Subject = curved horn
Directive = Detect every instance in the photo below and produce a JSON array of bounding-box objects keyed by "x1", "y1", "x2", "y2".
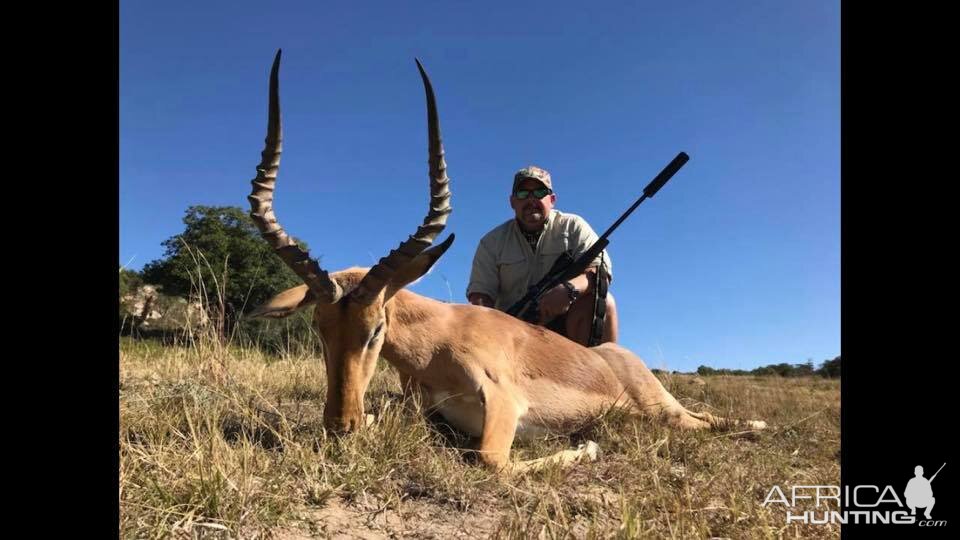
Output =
[
  {"x1": 351, "y1": 59, "x2": 452, "y2": 304},
  {"x1": 247, "y1": 50, "x2": 344, "y2": 304}
]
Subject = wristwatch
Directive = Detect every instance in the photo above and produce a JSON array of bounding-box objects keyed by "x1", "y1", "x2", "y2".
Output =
[{"x1": 561, "y1": 281, "x2": 580, "y2": 302}]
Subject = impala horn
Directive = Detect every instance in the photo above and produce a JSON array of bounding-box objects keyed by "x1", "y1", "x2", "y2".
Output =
[
  {"x1": 247, "y1": 49, "x2": 344, "y2": 304},
  {"x1": 351, "y1": 59, "x2": 452, "y2": 304}
]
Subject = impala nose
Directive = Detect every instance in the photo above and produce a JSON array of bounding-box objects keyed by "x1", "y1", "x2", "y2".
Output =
[
  {"x1": 325, "y1": 411, "x2": 371, "y2": 433},
  {"x1": 325, "y1": 416, "x2": 357, "y2": 433}
]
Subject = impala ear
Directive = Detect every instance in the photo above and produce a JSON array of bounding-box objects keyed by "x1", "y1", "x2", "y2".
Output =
[
  {"x1": 384, "y1": 234, "x2": 455, "y2": 302},
  {"x1": 248, "y1": 285, "x2": 318, "y2": 318}
]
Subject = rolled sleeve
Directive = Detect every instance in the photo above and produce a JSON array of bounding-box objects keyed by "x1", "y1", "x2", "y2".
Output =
[{"x1": 466, "y1": 234, "x2": 500, "y2": 300}]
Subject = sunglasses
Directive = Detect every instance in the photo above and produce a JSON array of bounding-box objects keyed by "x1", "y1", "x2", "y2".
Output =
[{"x1": 513, "y1": 187, "x2": 553, "y2": 200}]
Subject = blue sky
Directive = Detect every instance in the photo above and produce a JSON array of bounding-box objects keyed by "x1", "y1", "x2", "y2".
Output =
[{"x1": 120, "y1": 0, "x2": 839, "y2": 372}]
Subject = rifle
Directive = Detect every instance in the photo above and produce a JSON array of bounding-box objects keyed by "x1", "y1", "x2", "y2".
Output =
[
  {"x1": 505, "y1": 152, "x2": 690, "y2": 324},
  {"x1": 929, "y1": 462, "x2": 946, "y2": 483}
]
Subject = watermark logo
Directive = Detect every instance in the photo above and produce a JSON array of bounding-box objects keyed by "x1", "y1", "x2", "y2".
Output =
[{"x1": 762, "y1": 462, "x2": 947, "y2": 527}]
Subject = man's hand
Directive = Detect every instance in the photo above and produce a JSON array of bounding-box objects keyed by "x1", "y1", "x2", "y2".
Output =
[
  {"x1": 537, "y1": 284, "x2": 575, "y2": 324},
  {"x1": 467, "y1": 293, "x2": 495, "y2": 308},
  {"x1": 537, "y1": 270, "x2": 595, "y2": 324}
]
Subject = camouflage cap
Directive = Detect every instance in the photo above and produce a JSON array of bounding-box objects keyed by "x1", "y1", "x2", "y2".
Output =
[{"x1": 512, "y1": 166, "x2": 553, "y2": 193}]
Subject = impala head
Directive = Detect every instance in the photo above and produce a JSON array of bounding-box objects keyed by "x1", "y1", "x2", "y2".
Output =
[{"x1": 246, "y1": 50, "x2": 453, "y2": 433}]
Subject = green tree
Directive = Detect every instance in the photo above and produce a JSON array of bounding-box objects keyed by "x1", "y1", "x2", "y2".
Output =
[
  {"x1": 119, "y1": 268, "x2": 144, "y2": 298},
  {"x1": 818, "y1": 356, "x2": 841, "y2": 378},
  {"x1": 752, "y1": 366, "x2": 776, "y2": 377},
  {"x1": 141, "y1": 206, "x2": 307, "y2": 335},
  {"x1": 119, "y1": 268, "x2": 144, "y2": 330},
  {"x1": 795, "y1": 359, "x2": 815, "y2": 377}
]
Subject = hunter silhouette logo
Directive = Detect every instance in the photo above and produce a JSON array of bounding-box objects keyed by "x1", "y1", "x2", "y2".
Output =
[{"x1": 905, "y1": 463, "x2": 944, "y2": 519}]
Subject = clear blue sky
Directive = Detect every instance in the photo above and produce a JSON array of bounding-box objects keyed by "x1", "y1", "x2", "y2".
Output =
[{"x1": 120, "y1": 0, "x2": 839, "y2": 373}]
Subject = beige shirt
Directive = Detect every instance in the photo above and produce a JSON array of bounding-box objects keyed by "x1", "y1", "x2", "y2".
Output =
[{"x1": 467, "y1": 210, "x2": 613, "y2": 311}]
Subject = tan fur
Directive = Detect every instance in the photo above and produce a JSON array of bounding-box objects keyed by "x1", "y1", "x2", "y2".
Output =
[{"x1": 256, "y1": 265, "x2": 766, "y2": 473}]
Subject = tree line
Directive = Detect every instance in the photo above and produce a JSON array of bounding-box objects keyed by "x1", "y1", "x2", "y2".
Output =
[{"x1": 695, "y1": 356, "x2": 840, "y2": 378}]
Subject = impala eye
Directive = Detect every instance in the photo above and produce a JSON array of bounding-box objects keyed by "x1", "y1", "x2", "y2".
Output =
[{"x1": 366, "y1": 322, "x2": 385, "y2": 348}]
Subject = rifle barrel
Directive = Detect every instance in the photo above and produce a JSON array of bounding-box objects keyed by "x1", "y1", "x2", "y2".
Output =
[
  {"x1": 597, "y1": 152, "x2": 689, "y2": 243},
  {"x1": 930, "y1": 462, "x2": 946, "y2": 482}
]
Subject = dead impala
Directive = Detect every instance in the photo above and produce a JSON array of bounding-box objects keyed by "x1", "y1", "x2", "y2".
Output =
[{"x1": 247, "y1": 50, "x2": 766, "y2": 473}]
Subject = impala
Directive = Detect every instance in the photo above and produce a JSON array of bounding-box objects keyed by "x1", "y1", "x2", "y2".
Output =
[{"x1": 247, "y1": 51, "x2": 766, "y2": 473}]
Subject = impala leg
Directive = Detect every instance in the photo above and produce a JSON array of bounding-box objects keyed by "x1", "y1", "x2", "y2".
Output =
[
  {"x1": 593, "y1": 343, "x2": 768, "y2": 431},
  {"x1": 476, "y1": 386, "x2": 521, "y2": 472},
  {"x1": 511, "y1": 441, "x2": 600, "y2": 474},
  {"x1": 477, "y1": 383, "x2": 600, "y2": 474},
  {"x1": 681, "y1": 410, "x2": 766, "y2": 430}
]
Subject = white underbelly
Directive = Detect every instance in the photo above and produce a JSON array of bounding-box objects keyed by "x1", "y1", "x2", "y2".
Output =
[{"x1": 430, "y1": 390, "x2": 484, "y2": 437}]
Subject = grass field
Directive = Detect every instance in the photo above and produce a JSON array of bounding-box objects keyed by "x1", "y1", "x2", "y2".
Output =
[{"x1": 119, "y1": 336, "x2": 840, "y2": 539}]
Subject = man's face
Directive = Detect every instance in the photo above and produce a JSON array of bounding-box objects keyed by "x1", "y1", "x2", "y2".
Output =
[{"x1": 510, "y1": 178, "x2": 556, "y2": 232}]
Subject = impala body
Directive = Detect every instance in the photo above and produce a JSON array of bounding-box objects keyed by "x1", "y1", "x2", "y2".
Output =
[{"x1": 248, "y1": 51, "x2": 765, "y2": 472}]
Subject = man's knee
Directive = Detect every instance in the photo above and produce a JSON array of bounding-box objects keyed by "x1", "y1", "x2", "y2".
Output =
[
  {"x1": 605, "y1": 292, "x2": 618, "y2": 318},
  {"x1": 602, "y1": 292, "x2": 618, "y2": 343},
  {"x1": 563, "y1": 290, "x2": 619, "y2": 345}
]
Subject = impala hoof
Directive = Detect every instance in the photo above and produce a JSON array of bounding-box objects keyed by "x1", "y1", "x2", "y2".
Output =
[{"x1": 578, "y1": 440, "x2": 600, "y2": 461}]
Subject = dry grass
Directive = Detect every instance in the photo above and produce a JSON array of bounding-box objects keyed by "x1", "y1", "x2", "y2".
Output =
[{"x1": 119, "y1": 337, "x2": 840, "y2": 539}]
